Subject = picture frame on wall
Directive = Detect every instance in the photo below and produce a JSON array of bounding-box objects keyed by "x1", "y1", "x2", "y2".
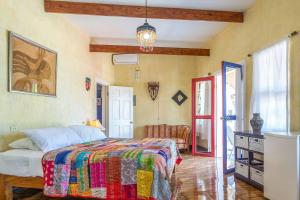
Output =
[{"x1": 8, "y1": 31, "x2": 57, "y2": 97}]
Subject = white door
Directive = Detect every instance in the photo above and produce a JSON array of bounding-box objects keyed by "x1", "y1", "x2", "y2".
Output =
[{"x1": 108, "y1": 86, "x2": 133, "y2": 138}]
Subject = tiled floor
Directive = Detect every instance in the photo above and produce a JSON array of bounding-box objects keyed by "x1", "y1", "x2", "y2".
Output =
[
  {"x1": 14, "y1": 154, "x2": 265, "y2": 200},
  {"x1": 175, "y1": 154, "x2": 265, "y2": 200}
]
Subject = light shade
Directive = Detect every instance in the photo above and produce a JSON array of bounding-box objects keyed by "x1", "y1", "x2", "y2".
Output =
[{"x1": 136, "y1": 22, "x2": 157, "y2": 52}]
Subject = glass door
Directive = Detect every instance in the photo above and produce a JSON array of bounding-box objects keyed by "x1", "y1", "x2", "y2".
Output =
[
  {"x1": 222, "y1": 61, "x2": 243, "y2": 174},
  {"x1": 192, "y1": 76, "x2": 215, "y2": 157}
]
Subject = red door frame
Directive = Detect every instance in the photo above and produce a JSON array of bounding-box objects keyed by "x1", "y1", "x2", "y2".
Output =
[{"x1": 192, "y1": 76, "x2": 215, "y2": 157}]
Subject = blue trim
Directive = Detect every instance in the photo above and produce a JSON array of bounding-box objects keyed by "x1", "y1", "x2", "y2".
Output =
[
  {"x1": 96, "y1": 84, "x2": 103, "y2": 122},
  {"x1": 223, "y1": 61, "x2": 243, "y2": 80},
  {"x1": 223, "y1": 61, "x2": 242, "y2": 69},
  {"x1": 222, "y1": 61, "x2": 242, "y2": 174},
  {"x1": 227, "y1": 115, "x2": 237, "y2": 120}
]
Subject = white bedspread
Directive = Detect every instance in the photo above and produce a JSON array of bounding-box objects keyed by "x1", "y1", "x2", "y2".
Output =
[{"x1": 0, "y1": 149, "x2": 44, "y2": 177}]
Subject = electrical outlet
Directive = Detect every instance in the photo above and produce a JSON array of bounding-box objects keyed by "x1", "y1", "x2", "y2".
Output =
[{"x1": 9, "y1": 125, "x2": 17, "y2": 132}]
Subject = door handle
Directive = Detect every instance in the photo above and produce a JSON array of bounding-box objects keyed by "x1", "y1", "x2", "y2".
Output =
[
  {"x1": 220, "y1": 116, "x2": 230, "y2": 120},
  {"x1": 130, "y1": 121, "x2": 133, "y2": 124}
]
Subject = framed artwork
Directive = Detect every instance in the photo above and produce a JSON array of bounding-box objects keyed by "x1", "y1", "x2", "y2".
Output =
[
  {"x1": 172, "y1": 90, "x2": 188, "y2": 105},
  {"x1": 8, "y1": 32, "x2": 57, "y2": 96}
]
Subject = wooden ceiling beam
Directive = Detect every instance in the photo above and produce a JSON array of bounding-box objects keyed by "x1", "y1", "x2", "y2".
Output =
[
  {"x1": 89, "y1": 44, "x2": 210, "y2": 56},
  {"x1": 44, "y1": 0, "x2": 243, "y2": 23}
]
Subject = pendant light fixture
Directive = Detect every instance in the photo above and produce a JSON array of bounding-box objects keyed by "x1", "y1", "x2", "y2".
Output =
[{"x1": 136, "y1": 0, "x2": 157, "y2": 52}]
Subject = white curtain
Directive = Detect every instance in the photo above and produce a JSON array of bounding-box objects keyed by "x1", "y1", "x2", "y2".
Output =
[
  {"x1": 250, "y1": 39, "x2": 289, "y2": 132},
  {"x1": 196, "y1": 82, "x2": 211, "y2": 140}
]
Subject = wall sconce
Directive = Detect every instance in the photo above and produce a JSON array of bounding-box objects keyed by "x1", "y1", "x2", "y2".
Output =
[
  {"x1": 85, "y1": 77, "x2": 91, "y2": 91},
  {"x1": 134, "y1": 67, "x2": 141, "y2": 80}
]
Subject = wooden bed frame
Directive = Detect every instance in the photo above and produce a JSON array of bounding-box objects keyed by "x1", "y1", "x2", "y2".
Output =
[{"x1": 0, "y1": 174, "x2": 43, "y2": 200}]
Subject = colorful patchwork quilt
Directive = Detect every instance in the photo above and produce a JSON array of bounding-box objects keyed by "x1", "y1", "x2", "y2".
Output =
[{"x1": 42, "y1": 138, "x2": 181, "y2": 200}]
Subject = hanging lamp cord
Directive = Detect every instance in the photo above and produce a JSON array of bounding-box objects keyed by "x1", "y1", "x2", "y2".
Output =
[{"x1": 145, "y1": 0, "x2": 148, "y2": 23}]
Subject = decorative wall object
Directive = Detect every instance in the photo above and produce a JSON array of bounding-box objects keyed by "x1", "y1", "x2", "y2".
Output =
[
  {"x1": 85, "y1": 77, "x2": 91, "y2": 91},
  {"x1": 147, "y1": 82, "x2": 159, "y2": 101},
  {"x1": 172, "y1": 90, "x2": 188, "y2": 105},
  {"x1": 250, "y1": 113, "x2": 264, "y2": 134},
  {"x1": 8, "y1": 32, "x2": 57, "y2": 96},
  {"x1": 134, "y1": 67, "x2": 141, "y2": 80}
]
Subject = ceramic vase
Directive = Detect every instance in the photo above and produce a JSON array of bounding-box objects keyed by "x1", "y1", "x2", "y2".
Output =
[{"x1": 250, "y1": 113, "x2": 264, "y2": 134}]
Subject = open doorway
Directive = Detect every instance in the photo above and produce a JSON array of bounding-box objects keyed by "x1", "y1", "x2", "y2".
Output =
[
  {"x1": 215, "y1": 70, "x2": 238, "y2": 158},
  {"x1": 215, "y1": 61, "x2": 246, "y2": 173},
  {"x1": 96, "y1": 82, "x2": 109, "y2": 135},
  {"x1": 215, "y1": 73, "x2": 223, "y2": 158}
]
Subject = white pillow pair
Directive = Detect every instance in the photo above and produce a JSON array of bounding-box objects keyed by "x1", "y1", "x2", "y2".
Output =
[
  {"x1": 22, "y1": 126, "x2": 106, "y2": 153},
  {"x1": 69, "y1": 125, "x2": 106, "y2": 143}
]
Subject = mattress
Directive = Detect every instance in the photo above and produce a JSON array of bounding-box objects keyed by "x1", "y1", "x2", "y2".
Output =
[{"x1": 0, "y1": 149, "x2": 44, "y2": 177}]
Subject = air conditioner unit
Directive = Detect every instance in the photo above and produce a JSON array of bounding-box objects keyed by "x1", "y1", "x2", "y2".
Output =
[{"x1": 112, "y1": 54, "x2": 139, "y2": 65}]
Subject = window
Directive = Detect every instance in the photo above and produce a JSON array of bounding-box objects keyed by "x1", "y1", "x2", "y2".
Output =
[{"x1": 250, "y1": 39, "x2": 289, "y2": 132}]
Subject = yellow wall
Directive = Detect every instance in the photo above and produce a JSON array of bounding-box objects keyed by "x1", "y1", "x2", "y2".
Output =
[
  {"x1": 115, "y1": 55, "x2": 197, "y2": 138},
  {"x1": 0, "y1": 0, "x2": 115, "y2": 133},
  {"x1": 197, "y1": 0, "x2": 300, "y2": 131},
  {"x1": 2, "y1": 0, "x2": 299, "y2": 137}
]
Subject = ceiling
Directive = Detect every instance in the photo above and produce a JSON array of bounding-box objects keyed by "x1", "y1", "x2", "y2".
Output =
[{"x1": 57, "y1": 0, "x2": 256, "y2": 48}]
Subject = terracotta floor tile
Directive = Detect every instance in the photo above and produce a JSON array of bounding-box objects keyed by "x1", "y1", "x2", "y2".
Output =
[{"x1": 174, "y1": 154, "x2": 265, "y2": 200}]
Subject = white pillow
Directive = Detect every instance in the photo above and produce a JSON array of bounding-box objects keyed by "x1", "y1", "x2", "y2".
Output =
[
  {"x1": 24, "y1": 127, "x2": 83, "y2": 153},
  {"x1": 9, "y1": 138, "x2": 41, "y2": 151},
  {"x1": 69, "y1": 125, "x2": 107, "y2": 143}
]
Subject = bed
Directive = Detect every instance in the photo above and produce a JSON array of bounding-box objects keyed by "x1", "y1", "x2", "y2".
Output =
[
  {"x1": 0, "y1": 149, "x2": 43, "y2": 177},
  {"x1": 0, "y1": 133, "x2": 44, "y2": 200},
  {"x1": 0, "y1": 131, "x2": 181, "y2": 200}
]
